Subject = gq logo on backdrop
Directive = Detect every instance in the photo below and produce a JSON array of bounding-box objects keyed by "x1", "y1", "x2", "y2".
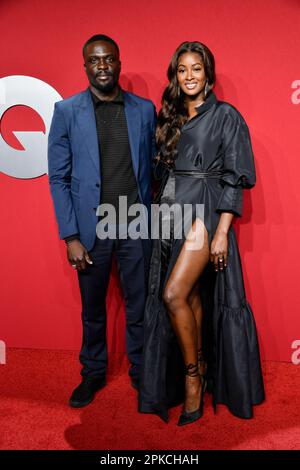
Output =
[
  {"x1": 0, "y1": 340, "x2": 6, "y2": 365},
  {"x1": 0, "y1": 75, "x2": 62, "y2": 179},
  {"x1": 291, "y1": 340, "x2": 300, "y2": 364},
  {"x1": 291, "y1": 80, "x2": 300, "y2": 104}
]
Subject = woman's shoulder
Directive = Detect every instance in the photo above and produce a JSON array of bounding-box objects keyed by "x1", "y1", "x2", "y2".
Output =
[
  {"x1": 216, "y1": 99, "x2": 244, "y2": 118},
  {"x1": 215, "y1": 99, "x2": 249, "y2": 128}
]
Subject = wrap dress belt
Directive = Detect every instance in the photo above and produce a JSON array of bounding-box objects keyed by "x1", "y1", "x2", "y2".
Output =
[{"x1": 171, "y1": 169, "x2": 224, "y2": 178}]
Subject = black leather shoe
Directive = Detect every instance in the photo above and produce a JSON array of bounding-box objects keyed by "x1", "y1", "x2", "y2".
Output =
[
  {"x1": 177, "y1": 363, "x2": 205, "y2": 427},
  {"x1": 130, "y1": 377, "x2": 139, "y2": 391},
  {"x1": 69, "y1": 376, "x2": 106, "y2": 408}
]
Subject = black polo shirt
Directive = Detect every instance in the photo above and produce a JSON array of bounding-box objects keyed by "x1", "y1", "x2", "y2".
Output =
[{"x1": 91, "y1": 87, "x2": 139, "y2": 212}]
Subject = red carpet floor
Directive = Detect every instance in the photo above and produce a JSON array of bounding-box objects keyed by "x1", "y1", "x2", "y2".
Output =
[{"x1": 0, "y1": 348, "x2": 299, "y2": 450}]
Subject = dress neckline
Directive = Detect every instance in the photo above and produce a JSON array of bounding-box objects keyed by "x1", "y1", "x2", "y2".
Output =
[{"x1": 182, "y1": 91, "x2": 218, "y2": 130}]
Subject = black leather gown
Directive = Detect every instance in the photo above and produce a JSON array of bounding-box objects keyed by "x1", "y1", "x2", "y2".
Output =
[{"x1": 138, "y1": 91, "x2": 265, "y2": 422}]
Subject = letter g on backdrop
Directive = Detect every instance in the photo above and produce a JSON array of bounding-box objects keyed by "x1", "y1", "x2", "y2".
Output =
[{"x1": 0, "y1": 75, "x2": 62, "y2": 179}]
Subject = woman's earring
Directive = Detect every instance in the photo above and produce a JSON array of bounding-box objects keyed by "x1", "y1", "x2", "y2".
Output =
[{"x1": 204, "y1": 81, "x2": 209, "y2": 98}]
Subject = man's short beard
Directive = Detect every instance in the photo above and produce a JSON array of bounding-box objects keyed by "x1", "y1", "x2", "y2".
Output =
[{"x1": 93, "y1": 78, "x2": 117, "y2": 94}]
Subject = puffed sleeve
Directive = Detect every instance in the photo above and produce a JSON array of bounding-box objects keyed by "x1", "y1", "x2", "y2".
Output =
[{"x1": 216, "y1": 107, "x2": 256, "y2": 217}]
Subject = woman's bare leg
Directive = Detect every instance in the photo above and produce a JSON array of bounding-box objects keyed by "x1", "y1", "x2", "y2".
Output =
[
  {"x1": 187, "y1": 283, "x2": 207, "y2": 376},
  {"x1": 163, "y1": 218, "x2": 210, "y2": 413}
]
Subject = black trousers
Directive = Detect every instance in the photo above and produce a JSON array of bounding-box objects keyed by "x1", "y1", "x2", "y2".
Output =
[{"x1": 77, "y1": 229, "x2": 148, "y2": 380}]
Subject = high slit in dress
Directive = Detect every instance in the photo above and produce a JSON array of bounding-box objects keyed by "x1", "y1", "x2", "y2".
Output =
[{"x1": 138, "y1": 91, "x2": 265, "y2": 422}]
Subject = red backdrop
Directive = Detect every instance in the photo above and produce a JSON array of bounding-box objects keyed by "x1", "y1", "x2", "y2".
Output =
[{"x1": 1, "y1": 0, "x2": 299, "y2": 362}]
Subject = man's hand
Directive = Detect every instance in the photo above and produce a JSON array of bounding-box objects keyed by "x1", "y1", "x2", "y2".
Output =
[{"x1": 66, "y1": 240, "x2": 93, "y2": 272}]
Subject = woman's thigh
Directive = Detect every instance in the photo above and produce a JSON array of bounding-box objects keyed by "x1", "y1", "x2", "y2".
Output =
[{"x1": 163, "y1": 218, "x2": 210, "y2": 303}]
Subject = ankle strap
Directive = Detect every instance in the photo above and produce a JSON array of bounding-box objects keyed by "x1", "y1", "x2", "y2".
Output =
[
  {"x1": 185, "y1": 363, "x2": 199, "y2": 377},
  {"x1": 197, "y1": 349, "x2": 205, "y2": 362}
]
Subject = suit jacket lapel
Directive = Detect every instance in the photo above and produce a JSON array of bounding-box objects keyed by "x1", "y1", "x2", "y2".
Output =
[
  {"x1": 73, "y1": 89, "x2": 100, "y2": 174},
  {"x1": 124, "y1": 92, "x2": 141, "y2": 180}
]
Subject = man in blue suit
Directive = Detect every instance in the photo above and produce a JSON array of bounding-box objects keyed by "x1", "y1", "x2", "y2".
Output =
[{"x1": 48, "y1": 35, "x2": 156, "y2": 407}]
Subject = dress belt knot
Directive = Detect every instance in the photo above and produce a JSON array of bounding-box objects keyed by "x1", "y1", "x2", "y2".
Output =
[{"x1": 171, "y1": 169, "x2": 223, "y2": 179}]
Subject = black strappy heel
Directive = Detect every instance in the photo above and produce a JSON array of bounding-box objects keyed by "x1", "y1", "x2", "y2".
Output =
[{"x1": 177, "y1": 363, "x2": 205, "y2": 426}]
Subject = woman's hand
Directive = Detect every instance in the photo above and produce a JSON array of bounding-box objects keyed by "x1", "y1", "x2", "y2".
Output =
[
  {"x1": 210, "y1": 232, "x2": 228, "y2": 271},
  {"x1": 210, "y1": 212, "x2": 234, "y2": 271}
]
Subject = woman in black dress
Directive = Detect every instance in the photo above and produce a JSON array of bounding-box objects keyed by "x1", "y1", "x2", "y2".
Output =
[{"x1": 138, "y1": 41, "x2": 265, "y2": 426}]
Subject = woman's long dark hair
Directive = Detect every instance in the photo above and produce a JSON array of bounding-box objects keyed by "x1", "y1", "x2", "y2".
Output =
[{"x1": 156, "y1": 41, "x2": 215, "y2": 168}]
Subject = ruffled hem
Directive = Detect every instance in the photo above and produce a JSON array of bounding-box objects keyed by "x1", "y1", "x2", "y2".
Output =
[
  {"x1": 138, "y1": 403, "x2": 169, "y2": 423},
  {"x1": 212, "y1": 299, "x2": 265, "y2": 419}
]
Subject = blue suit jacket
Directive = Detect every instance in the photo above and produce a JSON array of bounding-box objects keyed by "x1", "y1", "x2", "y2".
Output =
[{"x1": 48, "y1": 88, "x2": 157, "y2": 252}]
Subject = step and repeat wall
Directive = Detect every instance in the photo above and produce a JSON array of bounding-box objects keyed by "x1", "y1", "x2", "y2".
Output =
[{"x1": 1, "y1": 0, "x2": 300, "y2": 362}]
